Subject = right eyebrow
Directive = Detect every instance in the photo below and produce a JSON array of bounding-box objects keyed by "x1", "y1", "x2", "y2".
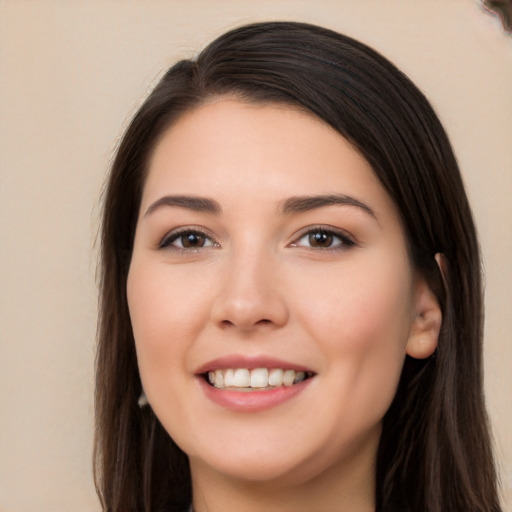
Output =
[
  {"x1": 143, "y1": 195, "x2": 222, "y2": 217},
  {"x1": 281, "y1": 193, "x2": 376, "y2": 219}
]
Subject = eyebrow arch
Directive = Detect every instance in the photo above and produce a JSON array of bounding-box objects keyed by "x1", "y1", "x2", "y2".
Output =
[
  {"x1": 144, "y1": 195, "x2": 221, "y2": 217},
  {"x1": 281, "y1": 194, "x2": 376, "y2": 218}
]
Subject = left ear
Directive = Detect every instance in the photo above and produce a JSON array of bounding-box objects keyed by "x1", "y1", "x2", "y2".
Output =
[{"x1": 406, "y1": 276, "x2": 443, "y2": 359}]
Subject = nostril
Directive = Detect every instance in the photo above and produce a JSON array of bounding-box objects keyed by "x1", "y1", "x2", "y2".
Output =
[{"x1": 218, "y1": 318, "x2": 272, "y2": 328}]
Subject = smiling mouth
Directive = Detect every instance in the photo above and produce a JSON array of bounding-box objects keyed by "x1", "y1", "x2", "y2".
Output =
[{"x1": 205, "y1": 368, "x2": 314, "y2": 391}]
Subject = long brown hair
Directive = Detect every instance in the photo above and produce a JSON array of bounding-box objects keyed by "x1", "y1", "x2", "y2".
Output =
[{"x1": 95, "y1": 22, "x2": 501, "y2": 512}]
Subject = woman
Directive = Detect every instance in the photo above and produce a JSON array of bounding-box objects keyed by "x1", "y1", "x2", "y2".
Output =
[{"x1": 94, "y1": 22, "x2": 501, "y2": 512}]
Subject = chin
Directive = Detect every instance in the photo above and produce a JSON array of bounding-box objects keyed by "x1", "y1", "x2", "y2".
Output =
[
  {"x1": 186, "y1": 427, "x2": 377, "y2": 489},
  {"x1": 193, "y1": 451, "x2": 321, "y2": 486}
]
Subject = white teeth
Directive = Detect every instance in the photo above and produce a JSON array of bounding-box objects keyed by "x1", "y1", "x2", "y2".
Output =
[
  {"x1": 224, "y1": 368, "x2": 235, "y2": 387},
  {"x1": 207, "y1": 368, "x2": 310, "y2": 389},
  {"x1": 250, "y1": 368, "x2": 269, "y2": 388},
  {"x1": 283, "y1": 369, "x2": 295, "y2": 386},
  {"x1": 268, "y1": 368, "x2": 284, "y2": 386},
  {"x1": 233, "y1": 368, "x2": 251, "y2": 387}
]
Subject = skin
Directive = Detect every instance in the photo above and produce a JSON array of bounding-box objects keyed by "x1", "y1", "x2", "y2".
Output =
[{"x1": 127, "y1": 98, "x2": 441, "y2": 512}]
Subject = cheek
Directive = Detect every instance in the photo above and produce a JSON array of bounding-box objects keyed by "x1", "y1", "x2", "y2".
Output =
[
  {"x1": 298, "y1": 255, "x2": 413, "y2": 407},
  {"x1": 126, "y1": 262, "x2": 209, "y2": 384},
  {"x1": 306, "y1": 249, "x2": 413, "y2": 350}
]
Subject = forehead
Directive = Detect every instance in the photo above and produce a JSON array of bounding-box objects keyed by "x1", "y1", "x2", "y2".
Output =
[{"x1": 142, "y1": 98, "x2": 397, "y2": 220}]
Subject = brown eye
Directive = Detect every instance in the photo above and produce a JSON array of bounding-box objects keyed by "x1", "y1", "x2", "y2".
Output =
[
  {"x1": 292, "y1": 227, "x2": 356, "y2": 250},
  {"x1": 308, "y1": 230, "x2": 333, "y2": 247},
  {"x1": 181, "y1": 232, "x2": 206, "y2": 248},
  {"x1": 160, "y1": 230, "x2": 217, "y2": 250}
]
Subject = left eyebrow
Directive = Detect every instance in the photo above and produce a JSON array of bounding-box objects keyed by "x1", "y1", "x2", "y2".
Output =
[
  {"x1": 143, "y1": 195, "x2": 221, "y2": 217},
  {"x1": 281, "y1": 194, "x2": 376, "y2": 219}
]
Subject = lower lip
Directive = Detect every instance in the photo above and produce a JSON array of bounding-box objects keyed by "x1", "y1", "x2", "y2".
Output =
[{"x1": 198, "y1": 377, "x2": 312, "y2": 412}]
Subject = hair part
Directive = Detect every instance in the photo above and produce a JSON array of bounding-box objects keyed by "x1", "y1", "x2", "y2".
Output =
[{"x1": 95, "y1": 21, "x2": 501, "y2": 512}]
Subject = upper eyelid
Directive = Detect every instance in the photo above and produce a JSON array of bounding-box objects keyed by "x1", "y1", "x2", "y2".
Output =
[
  {"x1": 291, "y1": 225, "x2": 356, "y2": 243},
  {"x1": 159, "y1": 226, "x2": 219, "y2": 248}
]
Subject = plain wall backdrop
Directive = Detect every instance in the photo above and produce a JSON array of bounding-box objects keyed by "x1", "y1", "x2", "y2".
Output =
[{"x1": 0, "y1": 1, "x2": 510, "y2": 510}]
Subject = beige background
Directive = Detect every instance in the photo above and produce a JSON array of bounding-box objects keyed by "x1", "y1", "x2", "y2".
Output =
[{"x1": 0, "y1": 1, "x2": 510, "y2": 510}]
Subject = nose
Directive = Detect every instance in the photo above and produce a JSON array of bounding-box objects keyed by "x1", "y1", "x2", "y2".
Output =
[{"x1": 210, "y1": 248, "x2": 289, "y2": 332}]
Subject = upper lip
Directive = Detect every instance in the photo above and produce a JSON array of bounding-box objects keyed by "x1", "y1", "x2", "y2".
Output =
[{"x1": 195, "y1": 354, "x2": 315, "y2": 375}]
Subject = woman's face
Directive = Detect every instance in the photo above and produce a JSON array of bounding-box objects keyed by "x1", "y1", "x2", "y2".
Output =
[{"x1": 127, "y1": 99, "x2": 435, "y2": 487}]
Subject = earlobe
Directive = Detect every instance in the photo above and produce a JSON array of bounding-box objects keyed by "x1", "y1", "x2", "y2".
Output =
[{"x1": 406, "y1": 278, "x2": 443, "y2": 360}]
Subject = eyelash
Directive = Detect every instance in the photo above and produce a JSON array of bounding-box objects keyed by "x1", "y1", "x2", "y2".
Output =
[
  {"x1": 159, "y1": 228, "x2": 219, "y2": 251},
  {"x1": 290, "y1": 226, "x2": 356, "y2": 251},
  {"x1": 159, "y1": 226, "x2": 356, "y2": 252}
]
